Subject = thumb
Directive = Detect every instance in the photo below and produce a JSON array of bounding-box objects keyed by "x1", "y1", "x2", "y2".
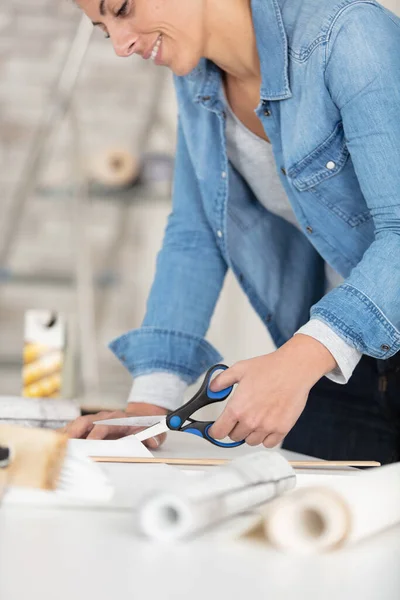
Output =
[{"x1": 209, "y1": 362, "x2": 243, "y2": 392}]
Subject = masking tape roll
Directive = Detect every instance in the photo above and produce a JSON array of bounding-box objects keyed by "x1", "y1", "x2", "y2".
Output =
[{"x1": 89, "y1": 148, "x2": 141, "y2": 188}]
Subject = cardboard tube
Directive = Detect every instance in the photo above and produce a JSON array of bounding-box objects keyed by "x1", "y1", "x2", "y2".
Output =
[{"x1": 90, "y1": 148, "x2": 141, "y2": 188}]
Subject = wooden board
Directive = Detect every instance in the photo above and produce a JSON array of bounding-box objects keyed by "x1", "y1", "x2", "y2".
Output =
[{"x1": 91, "y1": 456, "x2": 380, "y2": 468}]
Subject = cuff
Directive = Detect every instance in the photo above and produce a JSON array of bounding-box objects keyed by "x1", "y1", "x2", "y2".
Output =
[
  {"x1": 128, "y1": 372, "x2": 188, "y2": 412},
  {"x1": 311, "y1": 283, "x2": 400, "y2": 358},
  {"x1": 109, "y1": 327, "x2": 222, "y2": 384},
  {"x1": 295, "y1": 318, "x2": 362, "y2": 384}
]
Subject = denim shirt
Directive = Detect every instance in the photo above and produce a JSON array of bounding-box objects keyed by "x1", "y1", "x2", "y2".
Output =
[{"x1": 110, "y1": 0, "x2": 400, "y2": 385}]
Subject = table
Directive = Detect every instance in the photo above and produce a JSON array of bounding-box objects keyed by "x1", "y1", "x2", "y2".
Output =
[{"x1": 0, "y1": 434, "x2": 399, "y2": 600}]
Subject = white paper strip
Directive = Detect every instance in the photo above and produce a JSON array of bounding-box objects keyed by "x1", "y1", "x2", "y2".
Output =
[
  {"x1": 68, "y1": 434, "x2": 153, "y2": 458},
  {"x1": 138, "y1": 451, "x2": 296, "y2": 541}
]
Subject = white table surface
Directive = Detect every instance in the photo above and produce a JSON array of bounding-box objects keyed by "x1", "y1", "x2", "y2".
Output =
[{"x1": 0, "y1": 433, "x2": 399, "y2": 600}]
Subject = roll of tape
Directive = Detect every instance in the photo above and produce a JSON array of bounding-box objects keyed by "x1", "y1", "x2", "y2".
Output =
[{"x1": 89, "y1": 148, "x2": 141, "y2": 189}]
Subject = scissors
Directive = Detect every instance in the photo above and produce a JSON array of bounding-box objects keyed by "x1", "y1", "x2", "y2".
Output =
[{"x1": 94, "y1": 364, "x2": 245, "y2": 448}]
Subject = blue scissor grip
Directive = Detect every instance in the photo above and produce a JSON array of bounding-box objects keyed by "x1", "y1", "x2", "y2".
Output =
[
  {"x1": 204, "y1": 423, "x2": 245, "y2": 448},
  {"x1": 169, "y1": 415, "x2": 182, "y2": 429},
  {"x1": 183, "y1": 428, "x2": 204, "y2": 438},
  {"x1": 206, "y1": 365, "x2": 233, "y2": 400}
]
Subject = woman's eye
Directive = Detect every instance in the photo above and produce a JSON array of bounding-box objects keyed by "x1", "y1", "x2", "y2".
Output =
[{"x1": 116, "y1": 1, "x2": 129, "y2": 17}]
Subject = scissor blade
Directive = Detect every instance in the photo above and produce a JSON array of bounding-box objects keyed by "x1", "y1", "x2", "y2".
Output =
[
  {"x1": 134, "y1": 419, "x2": 169, "y2": 442},
  {"x1": 93, "y1": 416, "x2": 164, "y2": 427}
]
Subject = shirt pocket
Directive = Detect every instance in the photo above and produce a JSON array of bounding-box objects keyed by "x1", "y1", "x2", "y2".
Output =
[{"x1": 288, "y1": 122, "x2": 372, "y2": 228}]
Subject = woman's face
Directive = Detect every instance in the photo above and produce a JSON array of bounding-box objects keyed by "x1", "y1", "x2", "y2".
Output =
[{"x1": 78, "y1": 0, "x2": 205, "y2": 75}]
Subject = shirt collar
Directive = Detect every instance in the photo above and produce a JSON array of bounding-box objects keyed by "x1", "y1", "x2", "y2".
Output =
[{"x1": 189, "y1": 0, "x2": 291, "y2": 104}]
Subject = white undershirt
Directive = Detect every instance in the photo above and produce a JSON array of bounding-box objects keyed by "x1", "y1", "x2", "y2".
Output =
[{"x1": 128, "y1": 98, "x2": 362, "y2": 411}]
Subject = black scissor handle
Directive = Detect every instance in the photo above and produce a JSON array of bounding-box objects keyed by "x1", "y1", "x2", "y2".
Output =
[
  {"x1": 166, "y1": 364, "x2": 233, "y2": 432},
  {"x1": 166, "y1": 365, "x2": 245, "y2": 447},
  {"x1": 180, "y1": 420, "x2": 245, "y2": 448}
]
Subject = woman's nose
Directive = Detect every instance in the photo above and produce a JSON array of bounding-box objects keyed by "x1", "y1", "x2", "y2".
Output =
[{"x1": 112, "y1": 34, "x2": 137, "y2": 57}]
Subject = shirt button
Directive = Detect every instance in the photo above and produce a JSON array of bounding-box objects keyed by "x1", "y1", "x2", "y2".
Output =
[
  {"x1": 381, "y1": 344, "x2": 390, "y2": 352},
  {"x1": 202, "y1": 96, "x2": 211, "y2": 102},
  {"x1": 221, "y1": 171, "x2": 227, "y2": 179},
  {"x1": 264, "y1": 109, "x2": 271, "y2": 117},
  {"x1": 326, "y1": 161, "x2": 336, "y2": 170},
  {"x1": 217, "y1": 230, "x2": 223, "y2": 238},
  {"x1": 306, "y1": 226, "x2": 313, "y2": 234}
]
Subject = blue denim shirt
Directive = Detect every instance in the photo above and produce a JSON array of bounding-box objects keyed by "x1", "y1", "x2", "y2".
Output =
[{"x1": 110, "y1": 0, "x2": 400, "y2": 384}]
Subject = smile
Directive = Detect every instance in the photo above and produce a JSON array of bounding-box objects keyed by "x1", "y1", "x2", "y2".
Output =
[{"x1": 150, "y1": 35, "x2": 162, "y2": 61}]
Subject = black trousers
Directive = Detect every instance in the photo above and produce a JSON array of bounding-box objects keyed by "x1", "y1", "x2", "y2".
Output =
[{"x1": 282, "y1": 353, "x2": 400, "y2": 465}]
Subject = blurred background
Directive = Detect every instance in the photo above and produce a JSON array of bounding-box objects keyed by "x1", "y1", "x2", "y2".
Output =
[
  {"x1": 0, "y1": 0, "x2": 274, "y2": 411},
  {"x1": 0, "y1": 0, "x2": 398, "y2": 413}
]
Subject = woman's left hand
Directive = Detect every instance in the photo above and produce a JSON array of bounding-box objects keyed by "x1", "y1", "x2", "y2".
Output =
[{"x1": 209, "y1": 334, "x2": 337, "y2": 448}]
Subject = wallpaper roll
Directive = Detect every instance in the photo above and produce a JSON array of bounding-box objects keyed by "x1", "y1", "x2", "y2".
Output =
[
  {"x1": 139, "y1": 451, "x2": 296, "y2": 541},
  {"x1": 90, "y1": 148, "x2": 140, "y2": 189},
  {"x1": 261, "y1": 462, "x2": 400, "y2": 554}
]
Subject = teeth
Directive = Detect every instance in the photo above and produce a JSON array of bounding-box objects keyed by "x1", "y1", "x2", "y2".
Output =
[{"x1": 150, "y1": 35, "x2": 162, "y2": 61}]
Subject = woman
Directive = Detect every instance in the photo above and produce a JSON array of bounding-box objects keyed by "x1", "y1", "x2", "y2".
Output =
[{"x1": 67, "y1": 0, "x2": 400, "y2": 464}]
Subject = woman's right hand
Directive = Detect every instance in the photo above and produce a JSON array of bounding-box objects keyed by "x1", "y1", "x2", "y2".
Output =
[{"x1": 59, "y1": 403, "x2": 168, "y2": 450}]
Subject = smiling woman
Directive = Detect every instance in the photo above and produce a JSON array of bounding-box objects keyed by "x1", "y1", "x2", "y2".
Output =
[
  {"x1": 76, "y1": 0, "x2": 209, "y2": 71},
  {"x1": 66, "y1": 0, "x2": 400, "y2": 466}
]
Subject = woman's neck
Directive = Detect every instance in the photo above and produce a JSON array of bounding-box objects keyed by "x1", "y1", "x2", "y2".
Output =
[{"x1": 203, "y1": 0, "x2": 260, "y2": 82}]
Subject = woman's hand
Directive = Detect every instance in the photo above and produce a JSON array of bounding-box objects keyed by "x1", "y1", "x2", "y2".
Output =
[
  {"x1": 59, "y1": 403, "x2": 167, "y2": 450},
  {"x1": 209, "y1": 335, "x2": 337, "y2": 448}
]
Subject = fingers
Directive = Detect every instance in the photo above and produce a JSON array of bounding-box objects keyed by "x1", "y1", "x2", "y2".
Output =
[
  {"x1": 229, "y1": 422, "x2": 253, "y2": 442},
  {"x1": 263, "y1": 433, "x2": 284, "y2": 449},
  {"x1": 63, "y1": 413, "x2": 104, "y2": 439},
  {"x1": 245, "y1": 431, "x2": 267, "y2": 447},
  {"x1": 62, "y1": 408, "x2": 169, "y2": 446},
  {"x1": 86, "y1": 425, "x2": 133, "y2": 440},
  {"x1": 209, "y1": 409, "x2": 238, "y2": 441},
  {"x1": 209, "y1": 361, "x2": 245, "y2": 392},
  {"x1": 63, "y1": 410, "x2": 127, "y2": 440},
  {"x1": 86, "y1": 425, "x2": 111, "y2": 440},
  {"x1": 144, "y1": 433, "x2": 167, "y2": 450}
]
